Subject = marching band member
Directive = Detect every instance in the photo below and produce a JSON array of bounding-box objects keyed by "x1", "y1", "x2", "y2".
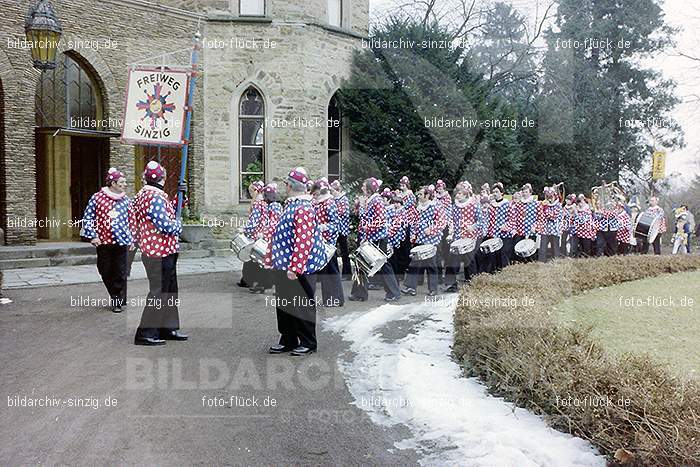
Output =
[
  {"x1": 242, "y1": 180, "x2": 268, "y2": 293},
  {"x1": 443, "y1": 182, "x2": 481, "y2": 292},
  {"x1": 395, "y1": 176, "x2": 416, "y2": 277},
  {"x1": 435, "y1": 179, "x2": 452, "y2": 282},
  {"x1": 129, "y1": 161, "x2": 188, "y2": 346},
  {"x1": 593, "y1": 194, "x2": 620, "y2": 257},
  {"x1": 81, "y1": 168, "x2": 133, "y2": 313},
  {"x1": 487, "y1": 183, "x2": 511, "y2": 270},
  {"x1": 642, "y1": 196, "x2": 666, "y2": 255},
  {"x1": 561, "y1": 194, "x2": 578, "y2": 257},
  {"x1": 268, "y1": 168, "x2": 328, "y2": 356},
  {"x1": 349, "y1": 178, "x2": 402, "y2": 302},
  {"x1": 311, "y1": 178, "x2": 344, "y2": 307},
  {"x1": 535, "y1": 186, "x2": 564, "y2": 262},
  {"x1": 255, "y1": 183, "x2": 282, "y2": 292},
  {"x1": 615, "y1": 199, "x2": 633, "y2": 255},
  {"x1": 401, "y1": 185, "x2": 447, "y2": 296},
  {"x1": 629, "y1": 201, "x2": 642, "y2": 253},
  {"x1": 573, "y1": 194, "x2": 597, "y2": 257},
  {"x1": 387, "y1": 193, "x2": 406, "y2": 276},
  {"x1": 512, "y1": 183, "x2": 538, "y2": 262},
  {"x1": 330, "y1": 180, "x2": 352, "y2": 279},
  {"x1": 672, "y1": 212, "x2": 691, "y2": 255},
  {"x1": 476, "y1": 193, "x2": 493, "y2": 273}
]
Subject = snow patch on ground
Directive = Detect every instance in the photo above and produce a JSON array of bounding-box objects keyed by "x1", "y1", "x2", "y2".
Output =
[
  {"x1": 324, "y1": 296, "x2": 604, "y2": 466},
  {"x1": 0, "y1": 298, "x2": 12, "y2": 305}
]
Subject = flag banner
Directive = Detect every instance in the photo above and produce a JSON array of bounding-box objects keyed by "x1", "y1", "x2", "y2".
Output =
[
  {"x1": 121, "y1": 67, "x2": 190, "y2": 146},
  {"x1": 652, "y1": 150, "x2": 666, "y2": 180}
]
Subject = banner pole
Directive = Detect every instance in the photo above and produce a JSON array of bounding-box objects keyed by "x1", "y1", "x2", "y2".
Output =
[{"x1": 177, "y1": 30, "x2": 202, "y2": 219}]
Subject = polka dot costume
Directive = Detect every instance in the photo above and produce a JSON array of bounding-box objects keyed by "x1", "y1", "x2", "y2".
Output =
[
  {"x1": 270, "y1": 196, "x2": 328, "y2": 275},
  {"x1": 129, "y1": 185, "x2": 182, "y2": 258},
  {"x1": 81, "y1": 188, "x2": 133, "y2": 246},
  {"x1": 409, "y1": 201, "x2": 447, "y2": 245},
  {"x1": 488, "y1": 199, "x2": 511, "y2": 238},
  {"x1": 535, "y1": 201, "x2": 565, "y2": 236},
  {"x1": 313, "y1": 196, "x2": 340, "y2": 245},
  {"x1": 334, "y1": 193, "x2": 351, "y2": 237},
  {"x1": 452, "y1": 198, "x2": 482, "y2": 240}
]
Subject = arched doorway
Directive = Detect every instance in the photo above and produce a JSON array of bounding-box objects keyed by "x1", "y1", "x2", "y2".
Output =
[{"x1": 35, "y1": 52, "x2": 111, "y2": 240}]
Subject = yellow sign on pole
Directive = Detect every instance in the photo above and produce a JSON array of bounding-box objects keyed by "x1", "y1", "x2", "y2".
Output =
[{"x1": 652, "y1": 150, "x2": 666, "y2": 180}]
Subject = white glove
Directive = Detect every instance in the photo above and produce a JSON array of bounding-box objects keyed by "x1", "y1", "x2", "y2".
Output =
[{"x1": 319, "y1": 224, "x2": 329, "y2": 232}]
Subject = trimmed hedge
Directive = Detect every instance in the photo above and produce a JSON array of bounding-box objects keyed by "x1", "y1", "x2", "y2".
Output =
[{"x1": 453, "y1": 255, "x2": 700, "y2": 466}]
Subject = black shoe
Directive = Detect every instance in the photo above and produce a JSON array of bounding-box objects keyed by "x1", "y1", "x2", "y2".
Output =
[
  {"x1": 291, "y1": 346, "x2": 315, "y2": 356},
  {"x1": 134, "y1": 337, "x2": 166, "y2": 346},
  {"x1": 236, "y1": 281, "x2": 249, "y2": 288},
  {"x1": 384, "y1": 295, "x2": 400, "y2": 303},
  {"x1": 348, "y1": 295, "x2": 367, "y2": 302},
  {"x1": 269, "y1": 344, "x2": 294, "y2": 354},
  {"x1": 443, "y1": 284, "x2": 458, "y2": 293},
  {"x1": 427, "y1": 290, "x2": 437, "y2": 297},
  {"x1": 401, "y1": 287, "x2": 416, "y2": 296},
  {"x1": 249, "y1": 286, "x2": 266, "y2": 294},
  {"x1": 367, "y1": 283, "x2": 382, "y2": 290},
  {"x1": 162, "y1": 330, "x2": 189, "y2": 341},
  {"x1": 112, "y1": 305, "x2": 123, "y2": 313}
]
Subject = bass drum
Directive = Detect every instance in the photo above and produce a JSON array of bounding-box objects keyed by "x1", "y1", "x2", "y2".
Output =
[
  {"x1": 634, "y1": 212, "x2": 662, "y2": 243},
  {"x1": 514, "y1": 238, "x2": 537, "y2": 258}
]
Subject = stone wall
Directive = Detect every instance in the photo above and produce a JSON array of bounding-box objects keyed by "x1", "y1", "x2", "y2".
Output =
[{"x1": 201, "y1": 20, "x2": 362, "y2": 214}]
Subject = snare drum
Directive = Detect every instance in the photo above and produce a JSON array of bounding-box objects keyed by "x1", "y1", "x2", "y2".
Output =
[
  {"x1": 409, "y1": 244, "x2": 437, "y2": 261},
  {"x1": 480, "y1": 238, "x2": 503, "y2": 254},
  {"x1": 352, "y1": 241, "x2": 388, "y2": 277},
  {"x1": 450, "y1": 238, "x2": 476, "y2": 255},
  {"x1": 230, "y1": 231, "x2": 255, "y2": 261},
  {"x1": 634, "y1": 212, "x2": 662, "y2": 243},
  {"x1": 249, "y1": 238, "x2": 269, "y2": 266},
  {"x1": 514, "y1": 238, "x2": 537, "y2": 258}
]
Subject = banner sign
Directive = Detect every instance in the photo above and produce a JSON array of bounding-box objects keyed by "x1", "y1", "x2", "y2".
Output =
[
  {"x1": 652, "y1": 150, "x2": 666, "y2": 181},
  {"x1": 121, "y1": 67, "x2": 190, "y2": 146}
]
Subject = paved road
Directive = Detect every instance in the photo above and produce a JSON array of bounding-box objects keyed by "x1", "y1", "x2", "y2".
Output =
[{"x1": 0, "y1": 272, "x2": 421, "y2": 465}]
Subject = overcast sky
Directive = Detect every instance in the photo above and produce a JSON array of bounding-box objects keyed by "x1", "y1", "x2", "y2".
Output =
[{"x1": 368, "y1": 0, "x2": 700, "y2": 184}]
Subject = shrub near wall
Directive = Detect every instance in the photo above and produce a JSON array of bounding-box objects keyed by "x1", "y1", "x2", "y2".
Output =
[{"x1": 453, "y1": 255, "x2": 700, "y2": 466}]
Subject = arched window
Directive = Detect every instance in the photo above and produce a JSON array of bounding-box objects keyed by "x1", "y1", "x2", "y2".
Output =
[
  {"x1": 328, "y1": 0, "x2": 342, "y2": 27},
  {"x1": 36, "y1": 53, "x2": 101, "y2": 130},
  {"x1": 239, "y1": 87, "x2": 265, "y2": 201},
  {"x1": 328, "y1": 94, "x2": 342, "y2": 182},
  {"x1": 240, "y1": 0, "x2": 265, "y2": 16}
]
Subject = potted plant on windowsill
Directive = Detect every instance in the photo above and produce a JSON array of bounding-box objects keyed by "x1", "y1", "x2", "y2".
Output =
[{"x1": 179, "y1": 207, "x2": 213, "y2": 243}]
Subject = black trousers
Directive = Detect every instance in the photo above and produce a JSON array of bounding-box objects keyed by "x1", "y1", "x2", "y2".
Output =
[
  {"x1": 337, "y1": 234, "x2": 352, "y2": 277},
  {"x1": 395, "y1": 227, "x2": 412, "y2": 277},
  {"x1": 444, "y1": 250, "x2": 475, "y2": 286},
  {"x1": 96, "y1": 244, "x2": 128, "y2": 307},
  {"x1": 310, "y1": 253, "x2": 345, "y2": 307},
  {"x1": 577, "y1": 237, "x2": 594, "y2": 257},
  {"x1": 274, "y1": 270, "x2": 317, "y2": 349},
  {"x1": 404, "y1": 244, "x2": 439, "y2": 292},
  {"x1": 135, "y1": 253, "x2": 180, "y2": 340},
  {"x1": 240, "y1": 260, "x2": 255, "y2": 286},
  {"x1": 437, "y1": 227, "x2": 450, "y2": 281},
  {"x1": 538, "y1": 235, "x2": 561, "y2": 262},
  {"x1": 641, "y1": 236, "x2": 661, "y2": 255},
  {"x1": 600, "y1": 230, "x2": 618, "y2": 256}
]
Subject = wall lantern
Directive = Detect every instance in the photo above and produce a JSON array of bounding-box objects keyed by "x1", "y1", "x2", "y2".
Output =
[{"x1": 25, "y1": 0, "x2": 63, "y2": 70}]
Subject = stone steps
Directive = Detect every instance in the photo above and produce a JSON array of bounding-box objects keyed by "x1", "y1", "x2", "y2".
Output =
[{"x1": 0, "y1": 240, "x2": 233, "y2": 271}]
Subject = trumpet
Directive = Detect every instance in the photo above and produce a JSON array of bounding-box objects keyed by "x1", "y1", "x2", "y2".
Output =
[{"x1": 591, "y1": 181, "x2": 625, "y2": 212}]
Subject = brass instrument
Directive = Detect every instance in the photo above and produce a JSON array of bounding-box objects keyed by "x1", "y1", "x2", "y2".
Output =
[{"x1": 591, "y1": 181, "x2": 625, "y2": 212}]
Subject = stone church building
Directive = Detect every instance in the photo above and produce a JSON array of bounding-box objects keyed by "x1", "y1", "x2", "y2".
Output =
[{"x1": 0, "y1": 0, "x2": 368, "y2": 245}]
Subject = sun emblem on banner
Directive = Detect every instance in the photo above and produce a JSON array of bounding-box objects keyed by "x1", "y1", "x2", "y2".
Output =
[{"x1": 136, "y1": 83, "x2": 176, "y2": 129}]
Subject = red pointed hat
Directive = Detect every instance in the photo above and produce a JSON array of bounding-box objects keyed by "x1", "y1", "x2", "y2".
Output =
[
  {"x1": 106, "y1": 167, "x2": 124, "y2": 183},
  {"x1": 144, "y1": 161, "x2": 165, "y2": 181}
]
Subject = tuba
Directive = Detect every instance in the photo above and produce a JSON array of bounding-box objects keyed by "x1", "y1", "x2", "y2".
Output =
[{"x1": 591, "y1": 181, "x2": 625, "y2": 212}]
